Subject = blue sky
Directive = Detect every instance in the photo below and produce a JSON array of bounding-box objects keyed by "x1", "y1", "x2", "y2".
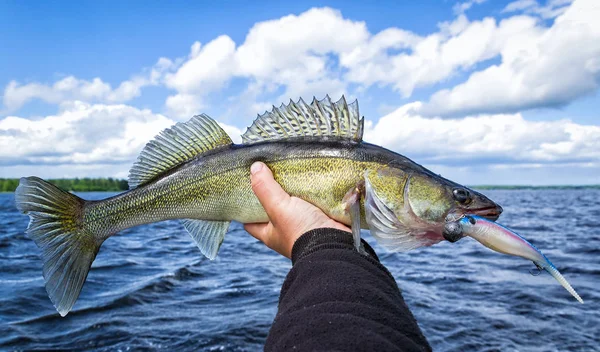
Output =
[{"x1": 0, "y1": 0, "x2": 598, "y2": 185}]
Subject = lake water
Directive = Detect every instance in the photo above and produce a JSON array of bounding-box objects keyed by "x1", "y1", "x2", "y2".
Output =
[{"x1": 0, "y1": 190, "x2": 598, "y2": 351}]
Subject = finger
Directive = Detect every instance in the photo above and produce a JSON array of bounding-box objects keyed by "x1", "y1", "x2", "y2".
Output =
[
  {"x1": 250, "y1": 162, "x2": 290, "y2": 218},
  {"x1": 244, "y1": 222, "x2": 271, "y2": 243}
]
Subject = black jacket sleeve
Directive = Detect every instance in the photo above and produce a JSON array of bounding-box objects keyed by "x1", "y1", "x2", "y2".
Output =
[{"x1": 265, "y1": 228, "x2": 431, "y2": 352}]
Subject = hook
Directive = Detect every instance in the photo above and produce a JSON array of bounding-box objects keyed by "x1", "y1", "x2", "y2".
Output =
[{"x1": 529, "y1": 262, "x2": 543, "y2": 276}]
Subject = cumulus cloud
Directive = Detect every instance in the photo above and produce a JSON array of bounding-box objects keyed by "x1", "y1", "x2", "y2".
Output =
[
  {"x1": 0, "y1": 102, "x2": 173, "y2": 166},
  {"x1": 364, "y1": 102, "x2": 600, "y2": 166},
  {"x1": 419, "y1": 0, "x2": 599, "y2": 117},
  {"x1": 340, "y1": 15, "x2": 504, "y2": 97},
  {"x1": 0, "y1": 101, "x2": 244, "y2": 169},
  {"x1": 164, "y1": 93, "x2": 205, "y2": 120},
  {"x1": 163, "y1": 1, "x2": 598, "y2": 119},
  {"x1": 2, "y1": 99, "x2": 596, "y2": 179},
  {"x1": 164, "y1": 8, "x2": 503, "y2": 109},
  {"x1": 234, "y1": 7, "x2": 366, "y2": 99},
  {"x1": 163, "y1": 7, "x2": 365, "y2": 117},
  {"x1": 165, "y1": 36, "x2": 236, "y2": 94},
  {"x1": 2, "y1": 57, "x2": 174, "y2": 112}
]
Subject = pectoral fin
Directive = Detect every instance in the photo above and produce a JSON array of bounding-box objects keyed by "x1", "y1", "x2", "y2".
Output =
[
  {"x1": 342, "y1": 183, "x2": 364, "y2": 252},
  {"x1": 364, "y1": 171, "x2": 436, "y2": 252}
]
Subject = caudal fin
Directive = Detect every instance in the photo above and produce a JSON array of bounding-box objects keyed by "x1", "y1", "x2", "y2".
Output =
[{"x1": 15, "y1": 177, "x2": 101, "y2": 316}]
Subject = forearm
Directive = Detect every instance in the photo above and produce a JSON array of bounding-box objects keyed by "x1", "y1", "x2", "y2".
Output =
[{"x1": 265, "y1": 228, "x2": 431, "y2": 351}]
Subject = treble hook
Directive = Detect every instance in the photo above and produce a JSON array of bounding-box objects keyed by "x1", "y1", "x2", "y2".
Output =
[{"x1": 529, "y1": 262, "x2": 543, "y2": 276}]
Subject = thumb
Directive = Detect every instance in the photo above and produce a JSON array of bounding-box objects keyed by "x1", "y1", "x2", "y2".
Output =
[
  {"x1": 250, "y1": 162, "x2": 290, "y2": 219},
  {"x1": 244, "y1": 222, "x2": 272, "y2": 244}
]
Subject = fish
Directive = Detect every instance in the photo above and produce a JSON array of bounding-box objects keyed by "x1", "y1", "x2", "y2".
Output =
[
  {"x1": 17, "y1": 94, "x2": 536, "y2": 317},
  {"x1": 447, "y1": 215, "x2": 583, "y2": 303}
]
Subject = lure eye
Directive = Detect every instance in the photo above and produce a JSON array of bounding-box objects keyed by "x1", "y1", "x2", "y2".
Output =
[{"x1": 453, "y1": 188, "x2": 471, "y2": 205}]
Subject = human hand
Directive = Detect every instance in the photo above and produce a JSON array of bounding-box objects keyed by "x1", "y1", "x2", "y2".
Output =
[{"x1": 244, "y1": 162, "x2": 351, "y2": 259}]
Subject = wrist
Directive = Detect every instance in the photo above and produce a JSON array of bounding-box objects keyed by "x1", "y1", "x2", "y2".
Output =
[{"x1": 291, "y1": 228, "x2": 380, "y2": 265}]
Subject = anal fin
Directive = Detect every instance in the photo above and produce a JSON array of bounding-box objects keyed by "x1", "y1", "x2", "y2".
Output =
[{"x1": 181, "y1": 219, "x2": 231, "y2": 260}]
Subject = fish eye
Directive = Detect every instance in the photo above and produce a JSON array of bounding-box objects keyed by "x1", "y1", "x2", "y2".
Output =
[{"x1": 452, "y1": 188, "x2": 471, "y2": 205}]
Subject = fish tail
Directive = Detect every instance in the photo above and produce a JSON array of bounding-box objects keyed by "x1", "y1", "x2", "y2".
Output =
[{"x1": 15, "y1": 177, "x2": 101, "y2": 316}]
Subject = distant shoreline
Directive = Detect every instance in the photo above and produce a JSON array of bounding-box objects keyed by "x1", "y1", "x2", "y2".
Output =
[
  {"x1": 470, "y1": 185, "x2": 600, "y2": 190},
  {"x1": 0, "y1": 178, "x2": 598, "y2": 192},
  {"x1": 0, "y1": 178, "x2": 128, "y2": 192}
]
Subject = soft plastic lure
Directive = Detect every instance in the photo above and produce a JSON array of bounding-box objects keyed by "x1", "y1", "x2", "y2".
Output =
[{"x1": 449, "y1": 215, "x2": 583, "y2": 303}]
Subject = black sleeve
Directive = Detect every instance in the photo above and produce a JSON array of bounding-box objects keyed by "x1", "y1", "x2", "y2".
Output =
[{"x1": 265, "y1": 228, "x2": 431, "y2": 352}]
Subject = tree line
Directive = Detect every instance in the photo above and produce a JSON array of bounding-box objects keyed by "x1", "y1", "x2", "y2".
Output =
[
  {"x1": 472, "y1": 185, "x2": 600, "y2": 190},
  {"x1": 0, "y1": 178, "x2": 129, "y2": 192}
]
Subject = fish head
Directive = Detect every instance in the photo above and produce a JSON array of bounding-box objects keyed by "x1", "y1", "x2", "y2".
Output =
[
  {"x1": 364, "y1": 168, "x2": 503, "y2": 247},
  {"x1": 405, "y1": 173, "x2": 503, "y2": 224},
  {"x1": 444, "y1": 183, "x2": 503, "y2": 222}
]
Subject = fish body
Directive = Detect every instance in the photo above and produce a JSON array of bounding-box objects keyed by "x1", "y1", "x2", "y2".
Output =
[
  {"x1": 84, "y1": 139, "x2": 493, "y2": 238},
  {"x1": 85, "y1": 140, "x2": 401, "y2": 236}
]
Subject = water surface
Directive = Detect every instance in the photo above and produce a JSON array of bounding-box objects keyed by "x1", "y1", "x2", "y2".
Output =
[{"x1": 1, "y1": 190, "x2": 598, "y2": 351}]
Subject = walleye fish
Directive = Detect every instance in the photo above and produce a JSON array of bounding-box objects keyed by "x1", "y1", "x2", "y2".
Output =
[{"x1": 15, "y1": 95, "x2": 572, "y2": 317}]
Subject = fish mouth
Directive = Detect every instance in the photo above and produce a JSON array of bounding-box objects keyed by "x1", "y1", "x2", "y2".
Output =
[{"x1": 470, "y1": 205, "x2": 503, "y2": 221}]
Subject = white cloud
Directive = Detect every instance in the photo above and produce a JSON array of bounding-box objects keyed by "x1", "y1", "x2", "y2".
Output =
[
  {"x1": 502, "y1": 0, "x2": 574, "y2": 19},
  {"x1": 4, "y1": 78, "x2": 109, "y2": 112},
  {"x1": 163, "y1": 7, "x2": 367, "y2": 117},
  {"x1": 161, "y1": 7, "x2": 510, "y2": 115},
  {"x1": 503, "y1": 0, "x2": 539, "y2": 13},
  {"x1": 234, "y1": 7, "x2": 367, "y2": 98},
  {"x1": 0, "y1": 101, "x2": 245, "y2": 171},
  {"x1": 341, "y1": 15, "x2": 508, "y2": 98},
  {"x1": 0, "y1": 102, "x2": 174, "y2": 166},
  {"x1": 419, "y1": 0, "x2": 600, "y2": 117},
  {"x1": 164, "y1": 93, "x2": 204, "y2": 120},
  {"x1": 2, "y1": 58, "x2": 174, "y2": 112},
  {"x1": 165, "y1": 8, "x2": 515, "y2": 105},
  {"x1": 161, "y1": 2, "x2": 598, "y2": 118},
  {"x1": 453, "y1": 0, "x2": 487, "y2": 15},
  {"x1": 365, "y1": 102, "x2": 600, "y2": 166},
  {"x1": 2, "y1": 99, "x2": 596, "y2": 181},
  {"x1": 165, "y1": 36, "x2": 236, "y2": 94}
]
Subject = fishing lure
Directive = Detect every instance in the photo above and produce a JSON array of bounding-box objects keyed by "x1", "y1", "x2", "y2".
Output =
[{"x1": 445, "y1": 215, "x2": 583, "y2": 303}]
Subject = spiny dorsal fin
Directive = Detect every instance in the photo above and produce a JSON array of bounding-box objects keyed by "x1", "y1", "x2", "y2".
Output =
[
  {"x1": 242, "y1": 95, "x2": 364, "y2": 144},
  {"x1": 128, "y1": 114, "x2": 232, "y2": 189}
]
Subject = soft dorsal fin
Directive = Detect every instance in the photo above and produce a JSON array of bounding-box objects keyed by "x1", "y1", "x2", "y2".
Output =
[
  {"x1": 241, "y1": 95, "x2": 364, "y2": 144},
  {"x1": 128, "y1": 114, "x2": 232, "y2": 189}
]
